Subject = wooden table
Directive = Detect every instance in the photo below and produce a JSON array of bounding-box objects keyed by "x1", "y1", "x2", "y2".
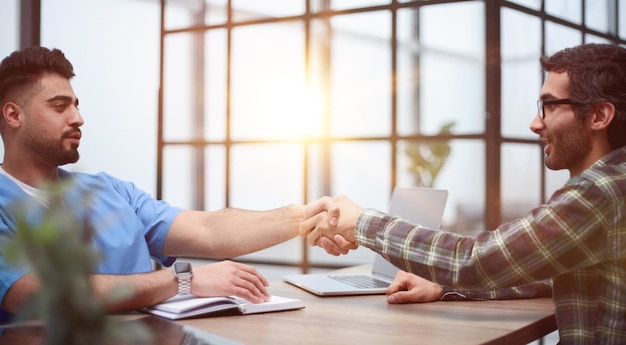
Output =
[
  {"x1": 0, "y1": 266, "x2": 557, "y2": 345},
  {"x1": 177, "y1": 273, "x2": 557, "y2": 344}
]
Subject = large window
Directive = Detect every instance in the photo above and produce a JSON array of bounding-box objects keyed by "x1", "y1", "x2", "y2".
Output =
[{"x1": 158, "y1": 0, "x2": 626, "y2": 270}]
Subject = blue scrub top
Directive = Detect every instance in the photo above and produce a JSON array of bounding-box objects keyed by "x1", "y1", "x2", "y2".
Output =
[{"x1": 0, "y1": 169, "x2": 183, "y2": 322}]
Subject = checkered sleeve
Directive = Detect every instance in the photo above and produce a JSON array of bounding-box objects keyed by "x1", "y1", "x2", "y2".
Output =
[{"x1": 354, "y1": 179, "x2": 611, "y2": 290}]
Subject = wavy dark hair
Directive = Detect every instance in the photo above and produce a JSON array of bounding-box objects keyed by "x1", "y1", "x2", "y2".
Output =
[
  {"x1": 0, "y1": 46, "x2": 75, "y2": 107},
  {"x1": 540, "y1": 43, "x2": 626, "y2": 149}
]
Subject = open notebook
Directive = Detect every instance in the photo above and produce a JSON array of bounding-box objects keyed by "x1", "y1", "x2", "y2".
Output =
[
  {"x1": 283, "y1": 187, "x2": 448, "y2": 296},
  {"x1": 143, "y1": 294, "x2": 304, "y2": 320}
]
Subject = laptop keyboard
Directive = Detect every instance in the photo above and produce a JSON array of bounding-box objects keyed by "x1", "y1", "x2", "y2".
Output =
[{"x1": 329, "y1": 274, "x2": 390, "y2": 289}]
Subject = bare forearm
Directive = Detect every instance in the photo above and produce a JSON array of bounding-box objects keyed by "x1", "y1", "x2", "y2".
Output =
[
  {"x1": 165, "y1": 205, "x2": 304, "y2": 258},
  {"x1": 91, "y1": 269, "x2": 177, "y2": 312},
  {"x1": 208, "y1": 206, "x2": 303, "y2": 255},
  {"x1": 3, "y1": 270, "x2": 177, "y2": 314}
]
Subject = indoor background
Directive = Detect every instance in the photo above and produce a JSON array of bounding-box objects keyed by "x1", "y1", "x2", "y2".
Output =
[{"x1": 2, "y1": 2, "x2": 626, "y2": 342}]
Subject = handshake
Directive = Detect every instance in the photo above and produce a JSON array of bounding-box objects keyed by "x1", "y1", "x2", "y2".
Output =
[
  {"x1": 299, "y1": 195, "x2": 365, "y2": 256},
  {"x1": 297, "y1": 194, "x2": 445, "y2": 304}
]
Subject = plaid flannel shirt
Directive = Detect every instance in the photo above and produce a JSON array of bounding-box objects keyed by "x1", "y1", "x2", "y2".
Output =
[{"x1": 355, "y1": 146, "x2": 626, "y2": 344}]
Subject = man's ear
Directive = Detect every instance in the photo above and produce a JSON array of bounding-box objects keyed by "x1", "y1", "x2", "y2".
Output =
[
  {"x1": 589, "y1": 101, "x2": 615, "y2": 131},
  {"x1": 2, "y1": 102, "x2": 22, "y2": 128}
]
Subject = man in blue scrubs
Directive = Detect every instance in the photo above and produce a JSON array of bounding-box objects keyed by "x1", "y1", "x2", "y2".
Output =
[{"x1": 0, "y1": 47, "x2": 304, "y2": 323}]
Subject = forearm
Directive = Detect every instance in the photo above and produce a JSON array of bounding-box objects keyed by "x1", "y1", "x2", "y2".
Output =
[
  {"x1": 165, "y1": 205, "x2": 304, "y2": 258},
  {"x1": 91, "y1": 269, "x2": 177, "y2": 312},
  {"x1": 3, "y1": 269, "x2": 177, "y2": 314},
  {"x1": 209, "y1": 206, "x2": 303, "y2": 255}
]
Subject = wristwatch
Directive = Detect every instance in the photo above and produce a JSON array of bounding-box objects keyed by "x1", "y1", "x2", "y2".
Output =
[{"x1": 173, "y1": 261, "x2": 193, "y2": 295}]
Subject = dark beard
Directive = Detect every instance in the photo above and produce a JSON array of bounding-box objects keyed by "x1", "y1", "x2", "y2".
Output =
[
  {"x1": 544, "y1": 119, "x2": 589, "y2": 172},
  {"x1": 24, "y1": 134, "x2": 80, "y2": 167},
  {"x1": 57, "y1": 149, "x2": 80, "y2": 166}
]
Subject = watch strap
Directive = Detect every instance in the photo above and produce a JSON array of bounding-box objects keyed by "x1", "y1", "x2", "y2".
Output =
[
  {"x1": 173, "y1": 261, "x2": 193, "y2": 295},
  {"x1": 177, "y1": 274, "x2": 192, "y2": 295}
]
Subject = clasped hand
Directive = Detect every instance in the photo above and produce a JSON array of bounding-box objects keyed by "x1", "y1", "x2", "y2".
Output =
[
  {"x1": 299, "y1": 196, "x2": 444, "y2": 303},
  {"x1": 299, "y1": 195, "x2": 363, "y2": 256}
]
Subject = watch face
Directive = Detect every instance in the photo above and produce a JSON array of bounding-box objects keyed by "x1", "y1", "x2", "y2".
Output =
[{"x1": 174, "y1": 261, "x2": 192, "y2": 274}]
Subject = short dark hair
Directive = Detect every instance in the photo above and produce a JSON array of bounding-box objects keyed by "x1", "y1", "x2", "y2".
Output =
[
  {"x1": 540, "y1": 43, "x2": 626, "y2": 149},
  {"x1": 0, "y1": 46, "x2": 75, "y2": 107}
]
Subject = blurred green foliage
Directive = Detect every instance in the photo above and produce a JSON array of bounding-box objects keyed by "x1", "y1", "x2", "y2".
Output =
[
  {"x1": 405, "y1": 121, "x2": 455, "y2": 187},
  {"x1": 4, "y1": 182, "x2": 153, "y2": 345}
]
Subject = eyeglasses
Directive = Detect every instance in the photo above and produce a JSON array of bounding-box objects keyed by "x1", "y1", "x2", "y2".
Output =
[{"x1": 536, "y1": 98, "x2": 581, "y2": 120}]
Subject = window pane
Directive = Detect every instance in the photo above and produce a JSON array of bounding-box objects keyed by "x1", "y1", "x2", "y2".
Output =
[
  {"x1": 205, "y1": 30, "x2": 228, "y2": 142},
  {"x1": 328, "y1": 11, "x2": 392, "y2": 137},
  {"x1": 501, "y1": 9, "x2": 541, "y2": 139},
  {"x1": 163, "y1": 146, "x2": 195, "y2": 209},
  {"x1": 330, "y1": 141, "x2": 391, "y2": 200},
  {"x1": 204, "y1": 145, "x2": 226, "y2": 210},
  {"x1": 206, "y1": 0, "x2": 228, "y2": 25},
  {"x1": 545, "y1": 0, "x2": 582, "y2": 25},
  {"x1": 585, "y1": 0, "x2": 610, "y2": 33},
  {"x1": 305, "y1": 143, "x2": 326, "y2": 201},
  {"x1": 585, "y1": 34, "x2": 611, "y2": 44},
  {"x1": 501, "y1": 144, "x2": 541, "y2": 223},
  {"x1": 231, "y1": 23, "x2": 308, "y2": 141},
  {"x1": 545, "y1": 21, "x2": 583, "y2": 55},
  {"x1": 420, "y1": 2, "x2": 484, "y2": 73},
  {"x1": 232, "y1": 0, "x2": 305, "y2": 21},
  {"x1": 165, "y1": 0, "x2": 204, "y2": 30},
  {"x1": 163, "y1": 33, "x2": 195, "y2": 142},
  {"x1": 397, "y1": 139, "x2": 485, "y2": 236},
  {"x1": 402, "y1": 1, "x2": 485, "y2": 136},
  {"x1": 230, "y1": 143, "x2": 304, "y2": 209}
]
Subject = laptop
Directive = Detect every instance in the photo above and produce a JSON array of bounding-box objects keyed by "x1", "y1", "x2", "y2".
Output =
[{"x1": 283, "y1": 187, "x2": 448, "y2": 296}]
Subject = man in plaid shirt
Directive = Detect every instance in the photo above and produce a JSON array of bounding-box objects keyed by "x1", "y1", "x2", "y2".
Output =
[{"x1": 301, "y1": 43, "x2": 626, "y2": 344}]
